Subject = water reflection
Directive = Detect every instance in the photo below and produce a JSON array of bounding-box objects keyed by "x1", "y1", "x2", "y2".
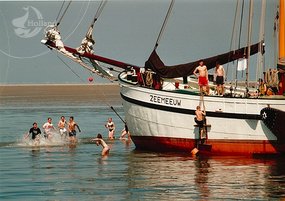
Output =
[{"x1": 126, "y1": 152, "x2": 285, "y2": 200}]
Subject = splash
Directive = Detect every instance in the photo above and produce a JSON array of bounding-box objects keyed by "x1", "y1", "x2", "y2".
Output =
[{"x1": 17, "y1": 130, "x2": 75, "y2": 147}]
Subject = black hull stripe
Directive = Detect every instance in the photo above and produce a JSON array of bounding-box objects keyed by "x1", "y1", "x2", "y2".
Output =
[{"x1": 120, "y1": 93, "x2": 262, "y2": 120}]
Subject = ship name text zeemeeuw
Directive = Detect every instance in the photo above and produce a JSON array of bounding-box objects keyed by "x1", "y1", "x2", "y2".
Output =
[{"x1": 149, "y1": 94, "x2": 181, "y2": 106}]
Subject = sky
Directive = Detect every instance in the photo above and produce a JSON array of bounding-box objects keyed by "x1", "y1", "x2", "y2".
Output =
[{"x1": 0, "y1": 0, "x2": 280, "y2": 84}]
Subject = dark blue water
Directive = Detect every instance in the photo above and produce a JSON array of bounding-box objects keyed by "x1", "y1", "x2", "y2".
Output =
[{"x1": 0, "y1": 103, "x2": 284, "y2": 200}]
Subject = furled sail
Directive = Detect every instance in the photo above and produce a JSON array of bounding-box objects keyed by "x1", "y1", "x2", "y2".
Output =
[{"x1": 145, "y1": 41, "x2": 263, "y2": 78}]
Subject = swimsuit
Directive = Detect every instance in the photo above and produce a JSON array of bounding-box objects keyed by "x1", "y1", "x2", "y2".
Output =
[
  {"x1": 69, "y1": 130, "x2": 76, "y2": 137},
  {"x1": 216, "y1": 76, "x2": 224, "y2": 85},
  {"x1": 198, "y1": 76, "x2": 208, "y2": 86}
]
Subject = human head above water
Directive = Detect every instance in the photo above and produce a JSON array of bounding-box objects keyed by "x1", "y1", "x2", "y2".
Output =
[{"x1": 97, "y1": 133, "x2": 102, "y2": 139}]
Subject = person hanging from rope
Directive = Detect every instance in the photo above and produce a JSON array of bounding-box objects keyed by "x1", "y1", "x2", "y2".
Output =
[{"x1": 193, "y1": 60, "x2": 209, "y2": 95}]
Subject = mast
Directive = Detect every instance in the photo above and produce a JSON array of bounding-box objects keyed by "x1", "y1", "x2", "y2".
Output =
[
  {"x1": 245, "y1": 0, "x2": 253, "y2": 91},
  {"x1": 278, "y1": 0, "x2": 285, "y2": 68},
  {"x1": 256, "y1": 0, "x2": 266, "y2": 81}
]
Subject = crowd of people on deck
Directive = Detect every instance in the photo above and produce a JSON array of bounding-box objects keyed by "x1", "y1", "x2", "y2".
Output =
[{"x1": 25, "y1": 116, "x2": 131, "y2": 156}]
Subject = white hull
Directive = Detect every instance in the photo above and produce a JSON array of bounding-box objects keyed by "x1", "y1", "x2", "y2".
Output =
[{"x1": 119, "y1": 79, "x2": 285, "y2": 155}]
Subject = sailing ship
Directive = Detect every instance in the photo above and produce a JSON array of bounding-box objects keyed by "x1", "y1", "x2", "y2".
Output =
[{"x1": 42, "y1": 0, "x2": 285, "y2": 155}]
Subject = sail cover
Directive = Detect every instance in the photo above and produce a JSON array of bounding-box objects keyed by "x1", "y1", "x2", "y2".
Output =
[{"x1": 145, "y1": 41, "x2": 263, "y2": 78}]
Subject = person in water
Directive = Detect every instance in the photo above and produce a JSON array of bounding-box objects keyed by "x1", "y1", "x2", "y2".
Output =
[
  {"x1": 120, "y1": 123, "x2": 131, "y2": 139},
  {"x1": 42, "y1": 117, "x2": 55, "y2": 139},
  {"x1": 91, "y1": 133, "x2": 110, "y2": 156},
  {"x1": 26, "y1": 122, "x2": 42, "y2": 145},
  {"x1": 68, "y1": 116, "x2": 81, "y2": 143},
  {"x1": 58, "y1": 116, "x2": 67, "y2": 139},
  {"x1": 105, "y1": 117, "x2": 115, "y2": 139}
]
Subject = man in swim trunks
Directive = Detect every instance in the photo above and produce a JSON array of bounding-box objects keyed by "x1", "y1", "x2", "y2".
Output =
[
  {"x1": 193, "y1": 60, "x2": 209, "y2": 95},
  {"x1": 215, "y1": 60, "x2": 225, "y2": 96},
  {"x1": 58, "y1": 116, "x2": 67, "y2": 139},
  {"x1": 68, "y1": 116, "x2": 81, "y2": 143},
  {"x1": 26, "y1": 122, "x2": 42, "y2": 145}
]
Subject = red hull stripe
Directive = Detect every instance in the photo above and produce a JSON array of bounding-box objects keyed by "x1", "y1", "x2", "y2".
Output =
[{"x1": 131, "y1": 136, "x2": 285, "y2": 156}]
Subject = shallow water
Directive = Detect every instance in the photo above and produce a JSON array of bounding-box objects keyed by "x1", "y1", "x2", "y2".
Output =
[{"x1": 0, "y1": 102, "x2": 285, "y2": 200}]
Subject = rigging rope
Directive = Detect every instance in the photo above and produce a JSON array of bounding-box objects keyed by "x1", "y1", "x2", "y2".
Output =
[
  {"x1": 57, "y1": 0, "x2": 72, "y2": 26},
  {"x1": 53, "y1": 52, "x2": 85, "y2": 82},
  {"x1": 226, "y1": 0, "x2": 240, "y2": 81},
  {"x1": 237, "y1": 0, "x2": 245, "y2": 79},
  {"x1": 55, "y1": 1, "x2": 66, "y2": 23},
  {"x1": 199, "y1": 93, "x2": 206, "y2": 115},
  {"x1": 154, "y1": 0, "x2": 175, "y2": 50},
  {"x1": 91, "y1": 0, "x2": 107, "y2": 28},
  {"x1": 85, "y1": 0, "x2": 107, "y2": 39}
]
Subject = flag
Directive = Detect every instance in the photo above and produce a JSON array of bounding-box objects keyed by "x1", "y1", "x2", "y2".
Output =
[{"x1": 237, "y1": 58, "x2": 247, "y2": 71}]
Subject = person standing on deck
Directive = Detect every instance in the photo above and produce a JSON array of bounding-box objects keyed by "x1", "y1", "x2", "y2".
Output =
[
  {"x1": 43, "y1": 117, "x2": 55, "y2": 140},
  {"x1": 214, "y1": 60, "x2": 225, "y2": 96},
  {"x1": 105, "y1": 117, "x2": 115, "y2": 140},
  {"x1": 193, "y1": 60, "x2": 209, "y2": 95},
  {"x1": 68, "y1": 116, "x2": 81, "y2": 143}
]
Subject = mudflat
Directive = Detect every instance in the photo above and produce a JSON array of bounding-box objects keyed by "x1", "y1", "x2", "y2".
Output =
[{"x1": 0, "y1": 83, "x2": 121, "y2": 107}]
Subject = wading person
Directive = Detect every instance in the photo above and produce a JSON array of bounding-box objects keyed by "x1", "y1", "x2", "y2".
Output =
[
  {"x1": 105, "y1": 117, "x2": 115, "y2": 139},
  {"x1": 91, "y1": 133, "x2": 110, "y2": 156},
  {"x1": 42, "y1": 117, "x2": 55, "y2": 140},
  {"x1": 58, "y1": 116, "x2": 67, "y2": 139},
  {"x1": 26, "y1": 122, "x2": 42, "y2": 145},
  {"x1": 68, "y1": 116, "x2": 81, "y2": 143},
  {"x1": 120, "y1": 123, "x2": 131, "y2": 140}
]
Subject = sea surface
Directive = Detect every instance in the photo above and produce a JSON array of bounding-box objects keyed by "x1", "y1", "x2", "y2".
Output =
[{"x1": 0, "y1": 97, "x2": 285, "y2": 201}]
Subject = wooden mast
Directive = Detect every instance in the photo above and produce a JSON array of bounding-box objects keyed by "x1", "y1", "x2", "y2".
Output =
[
  {"x1": 245, "y1": 0, "x2": 253, "y2": 93},
  {"x1": 278, "y1": 0, "x2": 285, "y2": 95},
  {"x1": 279, "y1": 0, "x2": 285, "y2": 67}
]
